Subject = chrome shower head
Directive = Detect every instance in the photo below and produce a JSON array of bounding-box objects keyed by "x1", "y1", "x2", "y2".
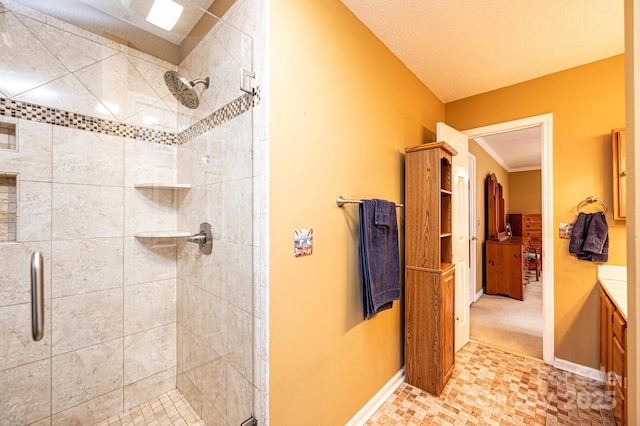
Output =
[{"x1": 164, "y1": 71, "x2": 210, "y2": 109}]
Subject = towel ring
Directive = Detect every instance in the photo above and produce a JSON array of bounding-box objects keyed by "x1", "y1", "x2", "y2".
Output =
[{"x1": 576, "y1": 196, "x2": 607, "y2": 214}]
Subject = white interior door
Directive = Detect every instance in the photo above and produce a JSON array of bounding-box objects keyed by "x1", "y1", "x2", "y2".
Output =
[{"x1": 437, "y1": 122, "x2": 470, "y2": 352}]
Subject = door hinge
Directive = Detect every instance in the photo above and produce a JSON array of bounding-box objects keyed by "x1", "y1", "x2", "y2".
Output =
[
  {"x1": 241, "y1": 416, "x2": 257, "y2": 426},
  {"x1": 240, "y1": 68, "x2": 256, "y2": 95}
]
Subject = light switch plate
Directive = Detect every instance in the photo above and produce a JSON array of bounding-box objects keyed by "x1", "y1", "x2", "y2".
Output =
[
  {"x1": 294, "y1": 228, "x2": 313, "y2": 257},
  {"x1": 559, "y1": 222, "x2": 573, "y2": 239}
]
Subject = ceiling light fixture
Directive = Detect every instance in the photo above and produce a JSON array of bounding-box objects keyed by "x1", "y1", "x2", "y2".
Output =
[{"x1": 146, "y1": 0, "x2": 183, "y2": 31}]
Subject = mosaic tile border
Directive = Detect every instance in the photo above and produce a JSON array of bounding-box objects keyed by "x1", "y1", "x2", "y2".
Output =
[
  {"x1": 178, "y1": 86, "x2": 260, "y2": 144},
  {"x1": 0, "y1": 87, "x2": 259, "y2": 146},
  {"x1": 0, "y1": 97, "x2": 176, "y2": 144}
]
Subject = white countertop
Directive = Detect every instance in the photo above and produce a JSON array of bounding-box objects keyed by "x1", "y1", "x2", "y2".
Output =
[{"x1": 597, "y1": 265, "x2": 627, "y2": 319}]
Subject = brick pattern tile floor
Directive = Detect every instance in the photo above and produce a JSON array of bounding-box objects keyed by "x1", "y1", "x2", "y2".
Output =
[{"x1": 366, "y1": 342, "x2": 617, "y2": 425}]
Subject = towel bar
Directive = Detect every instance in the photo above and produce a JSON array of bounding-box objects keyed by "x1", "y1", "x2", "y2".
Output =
[{"x1": 336, "y1": 196, "x2": 404, "y2": 208}]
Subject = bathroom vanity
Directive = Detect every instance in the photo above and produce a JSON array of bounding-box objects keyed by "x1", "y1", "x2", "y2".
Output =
[{"x1": 598, "y1": 265, "x2": 627, "y2": 426}]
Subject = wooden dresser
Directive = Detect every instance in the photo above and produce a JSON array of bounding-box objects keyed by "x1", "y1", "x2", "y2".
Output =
[
  {"x1": 509, "y1": 213, "x2": 542, "y2": 256},
  {"x1": 485, "y1": 237, "x2": 530, "y2": 301}
]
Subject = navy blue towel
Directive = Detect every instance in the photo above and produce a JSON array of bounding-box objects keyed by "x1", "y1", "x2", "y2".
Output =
[
  {"x1": 359, "y1": 199, "x2": 401, "y2": 319},
  {"x1": 569, "y1": 212, "x2": 609, "y2": 262}
]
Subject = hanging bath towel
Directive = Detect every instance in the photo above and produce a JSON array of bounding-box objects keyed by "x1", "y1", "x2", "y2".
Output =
[
  {"x1": 569, "y1": 212, "x2": 609, "y2": 262},
  {"x1": 358, "y1": 199, "x2": 401, "y2": 319}
]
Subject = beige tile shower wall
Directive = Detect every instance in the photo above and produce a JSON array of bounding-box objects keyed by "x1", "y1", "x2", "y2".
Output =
[{"x1": 50, "y1": 127, "x2": 179, "y2": 423}]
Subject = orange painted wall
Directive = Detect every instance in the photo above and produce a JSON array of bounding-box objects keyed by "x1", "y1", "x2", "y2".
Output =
[
  {"x1": 509, "y1": 170, "x2": 542, "y2": 214},
  {"x1": 269, "y1": 0, "x2": 444, "y2": 423},
  {"x1": 446, "y1": 55, "x2": 626, "y2": 368}
]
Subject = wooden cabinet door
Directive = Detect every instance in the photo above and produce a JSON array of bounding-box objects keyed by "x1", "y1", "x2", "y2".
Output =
[
  {"x1": 600, "y1": 289, "x2": 614, "y2": 383},
  {"x1": 405, "y1": 268, "x2": 441, "y2": 393},
  {"x1": 600, "y1": 287, "x2": 627, "y2": 425},
  {"x1": 485, "y1": 240, "x2": 525, "y2": 300},
  {"x1": 612, "y1": 128, "x2": 626, "y2": 220},
  {"x1": 612, "y1": 336, "x2": 626, "y2": 425},
  {"x1": 612, "y1": 309, "x2": 627, "y2": 425},
  {"x1": 441, "y1": 268, "x2": 455, "y2": 385}
]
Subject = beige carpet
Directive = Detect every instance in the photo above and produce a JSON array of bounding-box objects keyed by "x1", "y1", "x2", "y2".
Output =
[{"x1": 470, "y1": 274, "x2": 543, "y2": 359}]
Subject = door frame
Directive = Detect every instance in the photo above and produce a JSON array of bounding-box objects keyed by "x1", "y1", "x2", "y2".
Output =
[
  {"x1": 462, "y1": 113, "x2": 554, "y2": 366},
  {"x1": 468, "y1": 153, "x2": 477, "y2": 304}
]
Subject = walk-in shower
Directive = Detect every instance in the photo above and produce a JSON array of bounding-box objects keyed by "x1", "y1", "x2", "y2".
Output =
[
  {"x1": 164, "y1": 71, "x2": 210, "y2": 109},
  {"x1": 0, "y1": 0, "x2": 258, "y2": 424}
]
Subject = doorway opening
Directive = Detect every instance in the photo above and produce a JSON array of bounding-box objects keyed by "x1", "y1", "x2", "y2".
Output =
[{"x1": 463, "y1": 113, "x2": 554, "y2": 365}]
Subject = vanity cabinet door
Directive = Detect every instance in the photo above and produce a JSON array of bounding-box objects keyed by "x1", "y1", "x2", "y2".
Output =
[
  {"x1": 600, "y1": 286, "x2": 627, "y2": 425},
  {"x1": 599, "y1": 288, "x2": 613, "y2": 375}
]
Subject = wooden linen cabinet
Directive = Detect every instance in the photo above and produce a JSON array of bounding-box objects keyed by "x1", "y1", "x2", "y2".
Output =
[{"x1": 404, "y1": 142, "x2": 457, "y2": 396}]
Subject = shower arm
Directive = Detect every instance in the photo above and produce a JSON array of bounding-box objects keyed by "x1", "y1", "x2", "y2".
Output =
[{"x1": 191, "y1": 77, "x2": 210, "y2": 89}]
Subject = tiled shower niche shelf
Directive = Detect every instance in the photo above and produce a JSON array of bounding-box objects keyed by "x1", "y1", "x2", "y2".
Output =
[
  {"x1": 134, "y1": 183, "x2": 192, "y2": 190},
  {"x1": 134, "y1": 231, "x2": 191, "y2": 238},
  {"x1": 0, "y1": 118, "x2": 17, "y2": 151},
  {"x1": 0, "y1": 173, "x2": 17, "y2": 242}
]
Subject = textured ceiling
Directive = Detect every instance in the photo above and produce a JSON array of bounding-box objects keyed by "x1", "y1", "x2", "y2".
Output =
[
  {"x1": 475, "y1": 127, "x2": 542, "y2": 172},
  {"x1": 340, "y1": 0, "x2": 624, "y2": 103}
]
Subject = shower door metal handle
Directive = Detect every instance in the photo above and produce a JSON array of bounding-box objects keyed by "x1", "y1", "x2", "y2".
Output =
[{"x1": 31, "y1": 251, "x2": 44, "y2": 341}]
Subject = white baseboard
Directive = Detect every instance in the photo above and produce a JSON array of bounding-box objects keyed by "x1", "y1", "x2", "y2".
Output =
[
  {"x1": 553, "y1": 357, "x2": 604, "y2": 383},
  {"x1": 345, "y1": 368, "x2": 405, "y2": 426},
  {"x1": 475, "y1": 289, "x2": 483, "y2": 302}
]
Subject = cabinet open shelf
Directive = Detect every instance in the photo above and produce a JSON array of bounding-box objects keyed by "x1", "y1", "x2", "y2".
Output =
[
  {"x1": 440, "y1": 235, "x2": 452, "y2": 264},
  {"x1": 441, "y1": 193, "x2": 452, "y2": 235},
  {"x1": 440, "y1": 158, "x2": 452, "y2": 192}
]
